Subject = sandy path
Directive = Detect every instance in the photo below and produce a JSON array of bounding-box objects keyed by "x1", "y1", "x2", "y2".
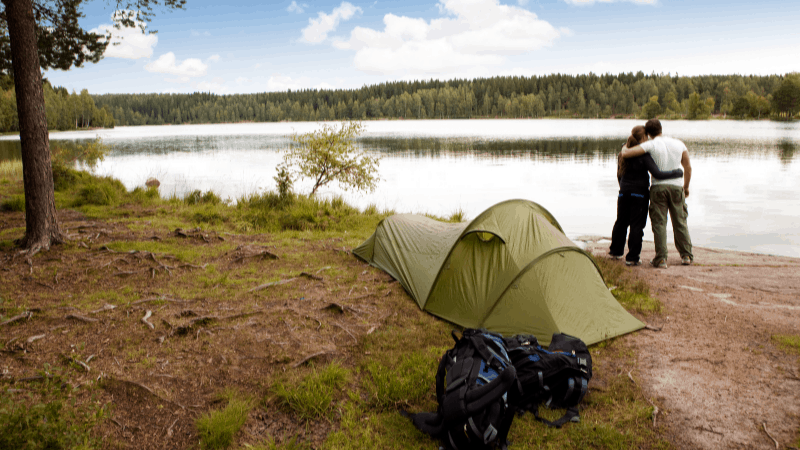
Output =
[{"x1": 582, "y1": 238, "x2": 800, "y2": 449}]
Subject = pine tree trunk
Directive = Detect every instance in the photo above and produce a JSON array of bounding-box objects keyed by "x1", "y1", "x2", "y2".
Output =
[{"x1": 3, "y1": 0, "x2": 63, "y2": 251}]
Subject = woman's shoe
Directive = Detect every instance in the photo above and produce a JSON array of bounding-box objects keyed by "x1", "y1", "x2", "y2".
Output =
[
  {"x1": 608, "y1": 252, "x2": 623, "y2": 260},
  {"x1": 626, "y1": 259, "x2": 642, "y2": 266}
]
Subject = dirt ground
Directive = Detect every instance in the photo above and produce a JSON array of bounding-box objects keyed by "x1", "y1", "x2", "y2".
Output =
[
  {"x1": 2, "y1": 205, "x2": 799, "y2": 449},
  {"x1": 581, "y1": 237, "x2": 800, "y2": 449}
]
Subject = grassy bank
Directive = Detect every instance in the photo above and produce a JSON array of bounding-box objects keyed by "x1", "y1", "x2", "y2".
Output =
[{"x1": 0, "y1": 166, "x2": 670, "y2": 449}]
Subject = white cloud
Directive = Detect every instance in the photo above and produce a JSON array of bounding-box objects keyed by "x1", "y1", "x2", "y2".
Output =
[
  {"x1": 333, "y1": 0, "x2": 562, "y2": 75},
  {"x1": 207, "y1": 55, "x2": 221, "y2": 62},
  {"x1": 165, "y1": 76, "x2": 192, "y2": 83},
  {"x1": 517, "y1": 0, "x2": 529, "y2": 5},
  {"x1": 191, "y1": 30, "x2": 212, "y2": 37},
  {"x1": 91, "y1": 19, "x2": 158, "y2": 59},
  {"x1": 196, "y1": 77, "x2": 229, "y2": 94},
  {"x1": 287, "y1": 1, "x2": 307, "y2": 13},
  {"x1": 301, "y1": 2, "x2": 362, "y2": 44},
  {"x1": 145, "y1": 52, "x2": 208, "y2": 77},
  {"x1": 561, "y1": 0, "x2": 657, "y2": 4},
  {"x1": 235, "y1": 77, "x2": 250, "y2": 84}
]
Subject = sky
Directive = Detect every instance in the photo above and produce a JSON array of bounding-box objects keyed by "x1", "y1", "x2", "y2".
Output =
[{"x1": 43, "y1": 0, "x2": 800, "y2": 95}]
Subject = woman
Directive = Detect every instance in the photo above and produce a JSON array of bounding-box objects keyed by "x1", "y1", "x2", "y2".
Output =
[{"x1": 609, "y1": 125, "x2": 683, "y2": 265}]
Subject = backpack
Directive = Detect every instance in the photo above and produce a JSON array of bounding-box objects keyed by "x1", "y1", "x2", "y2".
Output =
[
  {"x1": 504, "y1": 332, "x2": 592, "y2": 428},
  {"x1": 405, "y1": 329, "x2": 519, "y2": 450}
]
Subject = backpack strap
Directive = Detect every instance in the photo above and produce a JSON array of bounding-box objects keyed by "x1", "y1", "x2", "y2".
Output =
[{"x1": 532, "y1": 405, "x2": 581, "y2": 428}]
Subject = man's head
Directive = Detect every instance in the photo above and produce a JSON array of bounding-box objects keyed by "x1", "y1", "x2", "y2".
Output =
[{"x1": 644, "y1": 119, "x2": 662, "y2": 138}]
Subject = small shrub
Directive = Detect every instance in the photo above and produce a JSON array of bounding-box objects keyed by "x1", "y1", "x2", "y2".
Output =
[
  {"x1": 274, "y1": 164, "x2": 294, "y2": 200},
  {"x1": 1, "y1": 194, "x2": 24, "y2": 211},
  {"x1": 52, "y1": 163, "x2": 81, "y2": 191},
  {"x1": 186, "y1": 189, "x2": 222, "y2": 206},
  {"x1": 74, "y1": 182, "x2": 118, "y2": 206},
  {"x1": 271, "y1": 362, "x2": 350, "y2": 421},
  {"x1": 448, "y1": 208, "x2": 465, "y2": 222},
  {"x1": 196, "y1": 392, "x2": 253, "y2": 450}
]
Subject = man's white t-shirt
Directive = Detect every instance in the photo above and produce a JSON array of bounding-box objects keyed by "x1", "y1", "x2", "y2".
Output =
[{"x1": 640, "y1": 136, "x2": 686, "y2": 187}]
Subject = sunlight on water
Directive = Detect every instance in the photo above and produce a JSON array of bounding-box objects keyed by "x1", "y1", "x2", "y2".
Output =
[{"x1": 1, "y1": 119, "x2": 799, "y2": 257}]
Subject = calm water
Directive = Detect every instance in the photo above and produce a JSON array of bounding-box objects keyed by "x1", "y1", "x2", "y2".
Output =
[{"x1": 2, "y1": 119, "x2": 799, "y2": 257}]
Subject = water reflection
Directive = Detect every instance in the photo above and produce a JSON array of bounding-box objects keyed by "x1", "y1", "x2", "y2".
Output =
[
  {"x1": 778, "y1": 140, "x2": 796, "y2": 165},
  {"x1": 1, "y1": 120, "x2": 799, "y2": 257}
]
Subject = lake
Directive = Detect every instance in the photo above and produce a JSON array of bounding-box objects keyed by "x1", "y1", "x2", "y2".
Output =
[{"x1": 2, "y1": 119, "x2": 799, "y2": 257}]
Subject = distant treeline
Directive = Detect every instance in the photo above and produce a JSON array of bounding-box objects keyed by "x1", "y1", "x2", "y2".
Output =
[
  {"x1": 0, "y1": 77, "x2": 115, "y2": 133},
  {"x1": 94, "y1": 73, "x2": 800, "y2": 126}
]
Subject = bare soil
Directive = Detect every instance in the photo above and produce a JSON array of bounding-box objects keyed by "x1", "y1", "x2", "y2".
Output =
[{"x1": 582, "y1": 237, "x2": 800, "y2": 449}]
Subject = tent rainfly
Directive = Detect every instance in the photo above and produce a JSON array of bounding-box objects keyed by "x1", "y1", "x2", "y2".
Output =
[{"x1": 353, "y1": 199, "x2": 644, "y2": 346}]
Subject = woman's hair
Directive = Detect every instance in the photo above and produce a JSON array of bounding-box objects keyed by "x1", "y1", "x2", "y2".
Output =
[{"x1": 618, "y1": 125, "x2": 647, "y2": 178}]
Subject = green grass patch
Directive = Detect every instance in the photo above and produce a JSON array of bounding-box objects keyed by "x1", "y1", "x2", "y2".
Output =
[
  {"x1": 270, "y1": 362, "x2": 351, "y2": 421},
  {"x1": 361, "y1": 348, "x2": 441, "y2": 408},
  {"x1": 594, "y1": 256, "x2": 663, "y2": 315},
  {"x1": 771, "y1": 334, "x2": 800, "y2": 356},
  {"x1": 0, "y1": 194, "x2": 24, "y2": 211},
  {"x1": 0, "y1": 367, "x2": 108, "y2": 450},
  {"x1": 196, "y1": 390, "x2": 253, "y2": 450}
]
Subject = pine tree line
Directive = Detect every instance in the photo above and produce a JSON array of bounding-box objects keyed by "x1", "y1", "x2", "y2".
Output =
[{"x1": 0, "y1": 78, "x2": 115, "y2": 132}]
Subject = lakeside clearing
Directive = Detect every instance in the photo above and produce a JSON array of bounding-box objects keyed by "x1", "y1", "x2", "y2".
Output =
[{"x1": 1, "y1": 164, "x2": 798, "y2": 449}]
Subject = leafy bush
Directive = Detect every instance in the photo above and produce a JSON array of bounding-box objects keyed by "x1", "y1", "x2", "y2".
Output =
[
  {"x1": 1, "y1": 194, "x2": 24, "y2": 211},
  {"x1": 73, "y1": 178, "x2": 125, "y2": 206}
]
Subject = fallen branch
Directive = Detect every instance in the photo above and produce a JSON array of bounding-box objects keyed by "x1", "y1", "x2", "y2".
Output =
[
  {"x1": 644, "y1": 324, "x2": 662, "y2": 331},
  {"x1": 333, "y1": 323, "x2": 357, "y2": 344},
  {"x1": 26, "y1": 334, "x2": 46, "y2": 344},
  {"x1": 1, "y1": 311, "x2": 32, "y2": 326},
  {"x1": 293, "y1": 351, "x2": 332, "y2": 368},
  {"x1": 35, "y1": 281, "x2": 55, "y2": 291},
  {"x1": 627, "y1": 370, "x2": 635, "y2": 384},
  {"x1": 141, "y1": 310, "x2": 155, "y2": 329},
  {"x1": 71, "y1": 356, "x2": 90, "y2": 372},
  {"x1": 299, "y1": 272, "x2": 323, "y2": 281},
  {"x1": 132, "y1": 296, "x2": 191, "y2": 305},
  {"x1": 233, "y1": 251, "x2": 278, "y2": 263},
  {"x1": 65, "y1": 314, "x2": 98, "y2": 323},
  {"x1": 90, "y1": 304, "x2": 116, "y2": 314},
  {"x1": 696, "y1": 425, "x2": 724, "y2": 436},
  {"x1": 762, "y1": 423, "x2": 779, "y2": 449},
  {"x1": 249, "y1": 278, "x2": 296, "y2": 292},
  {"x1": 647, "y1": 398, "x2": 659, "y2": 427}
]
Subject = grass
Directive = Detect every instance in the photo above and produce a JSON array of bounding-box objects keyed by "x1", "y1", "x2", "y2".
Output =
[
  {"x1": 594, "y1": 256, "x2": 664, "y2": 314},
  {"x1": 196, "y1": 390, "x2": 254, "y2": 450},
  {"x1": 771, "y1": 334, "x2": 800, "y2": 356},
  {"x1": 270, "y1": 362, "x2": 351, "y2": 421},
  {"x1": 0, "y1": 367, "x2": 108, "y2": 450}
]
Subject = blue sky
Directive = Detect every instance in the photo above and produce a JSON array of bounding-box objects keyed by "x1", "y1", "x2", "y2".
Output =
[{"x1": 43, "y1": 0, "x2": 800, "y2": 95}]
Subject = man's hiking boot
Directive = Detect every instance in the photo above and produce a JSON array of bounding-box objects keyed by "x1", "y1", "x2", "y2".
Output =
[
  {"x1": 625, "y1": 258, "x2": 642, "y2": 266},
  {"x1": 650, "y1": 258, "x2": 668, "y2": 269},
  {"x1": 608, "y1": 252, "x2": 623, "y2": 260},
  {"x1": 681, "y1": 256, "x2": 693, "y2": 266}
]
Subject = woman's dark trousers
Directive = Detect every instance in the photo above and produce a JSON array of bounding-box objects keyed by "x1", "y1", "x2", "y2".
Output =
[{"x1": 610, "y1": 191, "x2": 649, "y2": 261}]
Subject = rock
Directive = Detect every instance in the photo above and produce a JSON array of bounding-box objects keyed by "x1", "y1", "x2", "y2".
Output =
[{"x1": 145, "y1": 178, "x2": 160, "y2": 188}]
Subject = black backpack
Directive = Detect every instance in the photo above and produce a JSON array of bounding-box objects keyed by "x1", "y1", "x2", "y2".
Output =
[
  {"x1": 405, "y1": 329, "x2": 519, "y2": 450},
  {"x1": 504, "y1": 332, "x2": 592, "y2": 428}
]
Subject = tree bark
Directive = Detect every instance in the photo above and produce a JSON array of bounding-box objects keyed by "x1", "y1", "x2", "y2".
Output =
[{"x1": 3, "y1": 0, "x2": 63, "y2": 251}]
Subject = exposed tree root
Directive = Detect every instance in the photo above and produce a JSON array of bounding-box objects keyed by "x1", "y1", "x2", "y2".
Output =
[
  {"x1": 142, "y1": 310, "x2": 155, "y2": 329},
  {"x1": 65, "y1": 314, "x2": 98, "y2": 323},
  {"x1": 1, "y1": 311, "x2": 32, "y2": 326}
]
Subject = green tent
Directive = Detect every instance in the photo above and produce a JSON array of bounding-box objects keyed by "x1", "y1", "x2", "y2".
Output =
[{"x1": 353, "y1": 199, "x2": 644, "y2": 346}]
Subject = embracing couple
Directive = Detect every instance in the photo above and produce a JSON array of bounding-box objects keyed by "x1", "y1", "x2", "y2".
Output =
[{"x1": 609, "y1": 118, "x2": 693, "y2": 268}]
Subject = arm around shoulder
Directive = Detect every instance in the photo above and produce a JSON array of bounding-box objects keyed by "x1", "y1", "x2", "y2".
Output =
[{"x1": 621, "y1": 144, "x2": 646, "y2": 159}]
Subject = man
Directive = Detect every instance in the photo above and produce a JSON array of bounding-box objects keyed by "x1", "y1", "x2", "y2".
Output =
[{"x1": 620, "y1": 119, "x2": 693, "y2": 268}]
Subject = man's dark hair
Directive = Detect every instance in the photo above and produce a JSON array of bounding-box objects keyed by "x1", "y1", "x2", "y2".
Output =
[{"x1": 644, "y1": 119, "x2": 662, "y2": 138}]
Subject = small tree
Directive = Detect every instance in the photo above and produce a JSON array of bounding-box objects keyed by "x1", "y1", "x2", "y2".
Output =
[
  {"x1": 642, "y1": 95, "x2": 661, "y2": 119},
  {"x1": 282, "y1": 121, "x2": 380, "y2": 196}
]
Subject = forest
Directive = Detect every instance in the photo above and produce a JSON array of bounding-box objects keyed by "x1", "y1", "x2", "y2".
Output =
[
  {"x1": 0, "y1": 76, "x2": 115, "y2": 133},
  {"x1": 92, "y1": 72, "x2": 799, "y2": 127},
  {"x1": 1, "y1": 72, "x2": 798, "y2": 132}
]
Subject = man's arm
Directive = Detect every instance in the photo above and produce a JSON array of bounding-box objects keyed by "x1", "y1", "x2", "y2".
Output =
[
  {"x1": 641, "y1": 153, "x2": 683, "y2": 180},
  {"x1": 621, "y1": 144, "x2": 646, "y2": 159},
  {"x1": 681, "y1": 150, "x2": 692, "y2": 197}
]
